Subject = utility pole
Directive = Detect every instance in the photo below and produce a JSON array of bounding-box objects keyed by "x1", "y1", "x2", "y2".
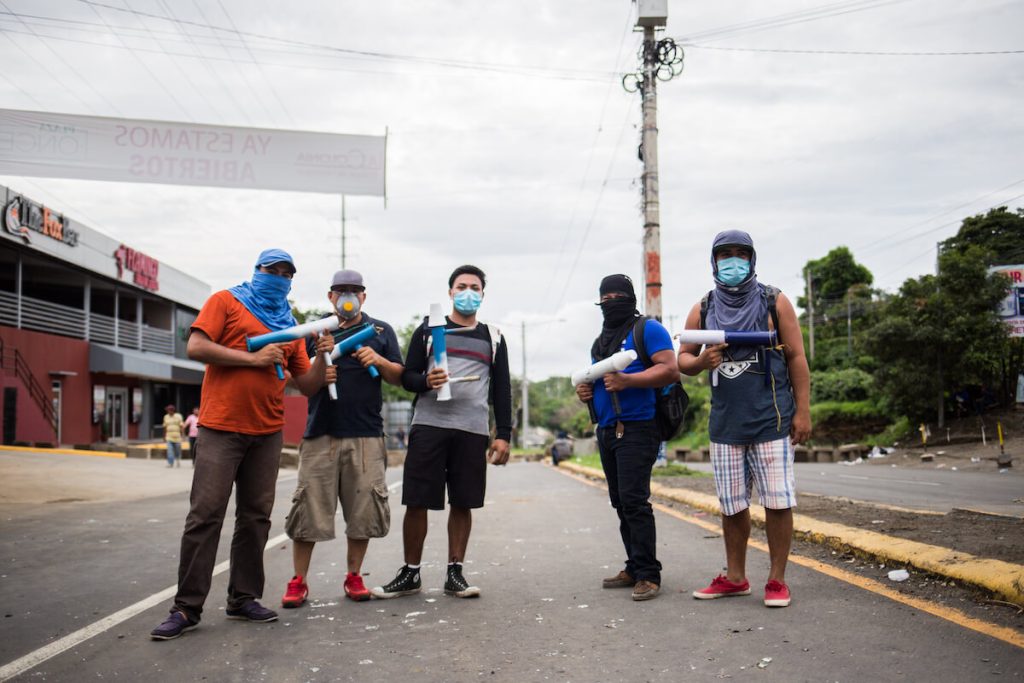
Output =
[
  {"x1": 846, "y1": 294, "x2": 852, "y2": 357},
  {"x1": 805, "y1": 267, "x2": 815, "y2": 362},
  {"x1": 625, "y1": 1, "x2": 680, "y2": 321},
  {"x1": 521, "y1": 321, "x2": 529, "y2": 450}
]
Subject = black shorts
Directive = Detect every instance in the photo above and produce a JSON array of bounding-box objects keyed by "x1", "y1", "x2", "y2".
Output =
[{"x1": 402, "y1": 425, "x2": 488, "y2": 510}]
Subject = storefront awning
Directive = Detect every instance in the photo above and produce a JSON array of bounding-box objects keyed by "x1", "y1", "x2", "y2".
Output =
[{"x1": 89, "y1": 343, "x2": 206, "y2": 384}]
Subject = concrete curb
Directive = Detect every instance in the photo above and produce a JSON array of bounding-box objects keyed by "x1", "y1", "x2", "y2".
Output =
[
  {"x1": 559, "y1": 461, "x2": 1024, "y2": 608},
  {"x1": 0, "y1": 445, "x2": 125, "y2": 459}
]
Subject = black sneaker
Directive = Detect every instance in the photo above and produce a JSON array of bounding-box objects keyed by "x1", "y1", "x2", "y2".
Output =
[
  {"x1": 150, "y1": 610, "x2": 198, "y2": 640},
  {"x1": 444, "y1": 564, "x2": 480, "y2": 598},
  {"x1": 225, "y1": 600, "x2": 278, "y2": 623},
  {"x1": 370, "y1": 565, "x2": 422, "y2": 599}
]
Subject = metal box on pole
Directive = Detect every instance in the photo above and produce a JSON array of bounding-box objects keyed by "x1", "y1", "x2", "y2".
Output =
[{"x1": 636, "y1": 0, "x2": 668, "y2": 27}]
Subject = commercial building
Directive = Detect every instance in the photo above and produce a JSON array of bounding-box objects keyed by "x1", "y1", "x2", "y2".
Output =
[{"x1": 0, "y1": 184, "x2": 208, "y2": 447}]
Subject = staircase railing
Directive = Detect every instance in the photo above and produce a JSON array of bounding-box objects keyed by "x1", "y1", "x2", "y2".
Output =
[{"x1": 0, "y1": 337, "x2": 58, "y2": 435}]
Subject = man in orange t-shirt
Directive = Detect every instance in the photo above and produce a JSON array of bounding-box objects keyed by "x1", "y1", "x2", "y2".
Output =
[{"x1": 151, "y1": 248, "x2": 336, "y2": 641}]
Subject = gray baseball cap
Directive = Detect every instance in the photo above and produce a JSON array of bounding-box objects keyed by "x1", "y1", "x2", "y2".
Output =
[{"x1": 331, "y1": 269, "x2": 365, "y2": 290}]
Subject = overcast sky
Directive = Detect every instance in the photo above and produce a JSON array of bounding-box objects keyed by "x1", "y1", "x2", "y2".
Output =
[{"x1": 1, "y1": 0, "x2": 1022, "y2": 380}]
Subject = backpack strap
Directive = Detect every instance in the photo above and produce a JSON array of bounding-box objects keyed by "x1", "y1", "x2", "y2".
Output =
[
  {"x1": 763, "y1": 285, "x2": 781, "y2": 345},
  {"x1": 699, "y1": 290, "x2": 712, "y2": 330},
  {"x1": 485, "y1": 323, "x2": 501, "y2": 364},
  {"x1": 633, "y1": 317, "x2": 653, "y2": 368}
]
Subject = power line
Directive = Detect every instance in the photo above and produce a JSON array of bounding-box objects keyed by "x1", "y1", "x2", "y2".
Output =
[
  {"x1": 81, "y1": 1, "x2": 192, "y2": 120},
  {"x1": 544, "y1": 5, "x2": 638, "y2": 315},
  {"x1": 215, "y1": 0, "x2": 294, "y2": 126},
  {"x1": 123, "y1": 0, "x2": 226, "y2": 123},
  {"x1": 71, "y1": 1, "x2": 618, "y2": 80},
  {"x1": 684, "y1": 43, "x2": 1024, "y2": 57},
  {"x1": 677, "y1": 0, "x2": 910, "y2": 43},
  {"x1": 154, "y1": 0, "x2": 250, "y2": 125},
  {"x1": 855, "y1": 179, "x2": 1024, "y2": 254}
]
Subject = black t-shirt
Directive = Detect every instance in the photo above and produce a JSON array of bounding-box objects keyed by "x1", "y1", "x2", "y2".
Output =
[{"x1": 303, "y1": 313, "x2": 403, "y2": 439}]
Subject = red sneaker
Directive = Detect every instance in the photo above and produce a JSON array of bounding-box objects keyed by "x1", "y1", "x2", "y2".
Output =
[
  {"x1": 692, "y1": 574, "x2": 751, "y2": 600},
  {"x1": 281, "y1": 575, "x2": 308, "y2": 608},
  {"x1": 764, "y1": 580, "x2": 791, "y2": 607},
  {"x1": 344, "y1": 572, "x2": 371, "y2": 602}
]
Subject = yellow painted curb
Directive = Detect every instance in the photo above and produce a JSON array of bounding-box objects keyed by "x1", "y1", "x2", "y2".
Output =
[
  {"x1": 0, "y1": 445, "x2": 125, "y2": 459},
  {"x1": 559, "y1": 460, "x2": 1024, "y2": 607}
]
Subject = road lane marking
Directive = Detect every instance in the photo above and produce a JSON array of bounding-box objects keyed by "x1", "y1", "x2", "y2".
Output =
[
  {"x1": 0, "y1": 478, "x2": 404, "y2": 681},
  {"x1": 837, "y1": 474, "x2": 941, "y2": 486},
  {"x1": 555, "y1": 466, "x2": 1024, "y2": 651}
]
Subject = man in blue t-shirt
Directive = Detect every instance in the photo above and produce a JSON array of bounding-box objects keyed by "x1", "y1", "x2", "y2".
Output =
[
  {"x1": 575, "y1": 274, "x2": 679, "y2": 601},
  {"x1": 280, "y1": 269, "x2": 405, "y2": 607}
]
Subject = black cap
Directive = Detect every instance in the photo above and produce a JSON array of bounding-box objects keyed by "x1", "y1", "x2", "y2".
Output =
[{"x1": 599, "y1": 274, "x2": 636, "y2": 300}]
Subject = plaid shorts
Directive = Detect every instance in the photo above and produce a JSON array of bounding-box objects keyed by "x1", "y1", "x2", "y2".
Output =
[{"x1": 710, "y1": 437, "x2": 797, "y2": 516}]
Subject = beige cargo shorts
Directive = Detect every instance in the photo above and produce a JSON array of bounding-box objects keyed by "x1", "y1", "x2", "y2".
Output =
[{"x1": 285, "y1": 435, "x2": 391, "y2": 542}]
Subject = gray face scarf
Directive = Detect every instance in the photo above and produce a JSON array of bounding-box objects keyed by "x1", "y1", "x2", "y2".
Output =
[{"x1": 705, "y1": 229, "x2": 767, "y2": 333}]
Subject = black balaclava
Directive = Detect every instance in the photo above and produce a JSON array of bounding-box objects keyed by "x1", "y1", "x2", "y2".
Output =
[{"x1": 592, "y1": 274, "x2": 640, "y2": 360}]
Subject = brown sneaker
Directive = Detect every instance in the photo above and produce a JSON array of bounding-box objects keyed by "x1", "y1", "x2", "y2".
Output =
[
  {"x1": 602, "y1": 570, "x2": 635, "y2": 589},
  {"x1": 632, "y1": 580, "x2": 660, "y2": 601}
]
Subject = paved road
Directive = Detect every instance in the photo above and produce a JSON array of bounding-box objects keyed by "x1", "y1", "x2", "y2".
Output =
[
  {"x1": 682, "y1": 461, "x2": 1024, "y2": 516},
  {"x1": 0, "y1": 456, "x2": 1020, "y2": 681}
]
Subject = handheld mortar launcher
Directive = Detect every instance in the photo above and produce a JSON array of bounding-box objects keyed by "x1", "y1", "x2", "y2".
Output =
[
  {"x1": 675, "y1": 330, "x2": 778, "y2": 387},
  {"x1": 571, "y1": 350, "x2": 637, "y2": 423},
  {"x1": 246, "y1": 317, "x2": 341, "y2": 385},
  {"x1": 427, "y1": 303, "x2": 482, "y2": 402}
]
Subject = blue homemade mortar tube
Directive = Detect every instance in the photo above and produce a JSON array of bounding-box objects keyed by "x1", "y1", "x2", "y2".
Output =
[
  {"x1": 329, "y1": 322, "x2": 380, "y2": 378},
  {"x1": 246, "y1": 317, "x2": 341, "y2": 380}
]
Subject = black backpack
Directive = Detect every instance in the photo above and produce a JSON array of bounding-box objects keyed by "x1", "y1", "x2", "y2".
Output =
[{"x1": 633, "y1": 317, "x2": 689, "y2": 442}]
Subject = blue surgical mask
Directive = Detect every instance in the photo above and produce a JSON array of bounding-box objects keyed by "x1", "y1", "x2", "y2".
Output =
[
  {"x1": 453, "y1": 289, "x2": 482, "y2": 315},
  {"x1": 251, "y1": 271, "x2": 292, "y2": 299},
  {"x1": 716, "y1": 257, "x2": 751, "y2": 287}
]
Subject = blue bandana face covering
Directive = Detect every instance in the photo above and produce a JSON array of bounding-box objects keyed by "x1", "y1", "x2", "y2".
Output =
[
  {"x1": 453, "y1": 289, "x2": 482, "y2": 315},
  {"x1": 715, "y1": 257, "x2": 750, "y2": 287},
  {"x1": 252, "y1": 271, "x2": 292, "y2": 298},
  {"x1": 228, "y1": 270, "x2": 296, "y2": 331}
]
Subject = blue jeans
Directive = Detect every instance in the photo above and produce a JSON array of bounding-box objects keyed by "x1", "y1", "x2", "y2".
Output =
[
  {"x1": 597, "y1": 419, "x2": 662, "y2": 584},
  {"x1": 166, "y1": 441, "x2": 181, "y2": 465}
]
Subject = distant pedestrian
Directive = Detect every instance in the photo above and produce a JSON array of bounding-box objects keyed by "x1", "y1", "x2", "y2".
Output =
[
  {"x1": 678, "y1": 230, "x2": 811, "y2": 609},
  {"x1": 149, "y1": 248, "x2": 335, "y2": 641},
  {"x1": 183, "y1": 406, "x2": 200, "y2": 466},
  {"x1": 395, "y1": 427, "x2": 407, "y2": 449},
  {"x1": 575, "y1": 274, "x2": 678, "y2": 602},
  {"x1": 162, "y1": 404, "x2": 184, "y2": 468}
]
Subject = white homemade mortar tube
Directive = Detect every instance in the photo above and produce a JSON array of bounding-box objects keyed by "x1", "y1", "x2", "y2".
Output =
[
  {"x1": 675, "y1": 330, "x2": 777, "y2": 387},
  {"x1": 571, "y1": 350, "x2": 637, "y2": 423}
]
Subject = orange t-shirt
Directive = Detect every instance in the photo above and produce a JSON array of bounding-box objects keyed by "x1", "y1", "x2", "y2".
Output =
[{"x1": 192, "y1": 290, "x2": 310, "y2": 435}]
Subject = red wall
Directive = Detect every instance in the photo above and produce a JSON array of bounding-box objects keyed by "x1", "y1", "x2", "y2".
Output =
[
  {"x1": 283, "y1": 394, "x2": 308, "y2": 446},
  {"x1": 0, "y1": 326, "x2": 91, "y2": 445}
]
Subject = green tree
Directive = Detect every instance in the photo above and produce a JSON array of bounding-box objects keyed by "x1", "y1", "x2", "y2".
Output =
[
  {"x1": 941, "y1": 207, "x2": 1024, "y2": 265},
  {"x1": 865, "y1": 245, "x2": 1008, "y2": 422}
]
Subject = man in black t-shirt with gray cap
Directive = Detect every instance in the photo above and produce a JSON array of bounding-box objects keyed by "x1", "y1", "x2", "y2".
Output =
[{"x1": 280, "y1": 269, "x2": 405, "y2": 607}]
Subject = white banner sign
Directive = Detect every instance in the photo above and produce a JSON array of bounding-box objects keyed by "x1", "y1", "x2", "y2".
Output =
[
  {"x1": 0, "y1": 109, "x2": 385, "y2": 196},
  {"x1": 991, "y1": 264, "x2": 1024, "y2": 337}
]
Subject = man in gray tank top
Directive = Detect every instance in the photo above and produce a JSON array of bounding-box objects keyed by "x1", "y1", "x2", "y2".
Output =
[{"x1": 678, "y1": 230, "x2": 811, "y2": 609}]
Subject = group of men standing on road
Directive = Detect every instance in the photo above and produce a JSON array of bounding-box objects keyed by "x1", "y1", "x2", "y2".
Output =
[
  {"x1": 151, "y1": 229, "x2": 811, "y2": 642},
  {"x1": 151, "y1": 251, "x2": 511, "y2": 640}
]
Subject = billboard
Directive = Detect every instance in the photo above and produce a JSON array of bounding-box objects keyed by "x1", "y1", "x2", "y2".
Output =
[
  {"x1": 0, "y1": 109, "x2": 385, "y2": 196},
  {"x1": 991, "y1": 264, "x2": 1024, "y2": 337}
]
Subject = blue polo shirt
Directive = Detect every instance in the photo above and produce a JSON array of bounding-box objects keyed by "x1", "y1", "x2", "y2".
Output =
[{"x1": 592, "y1": 319, "x2": 673, "y2": 428}]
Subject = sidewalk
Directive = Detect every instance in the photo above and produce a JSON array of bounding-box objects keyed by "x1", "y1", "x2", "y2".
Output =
[{"x1": 559, "y1": 460, "x2": 1024, "y2": 608}]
